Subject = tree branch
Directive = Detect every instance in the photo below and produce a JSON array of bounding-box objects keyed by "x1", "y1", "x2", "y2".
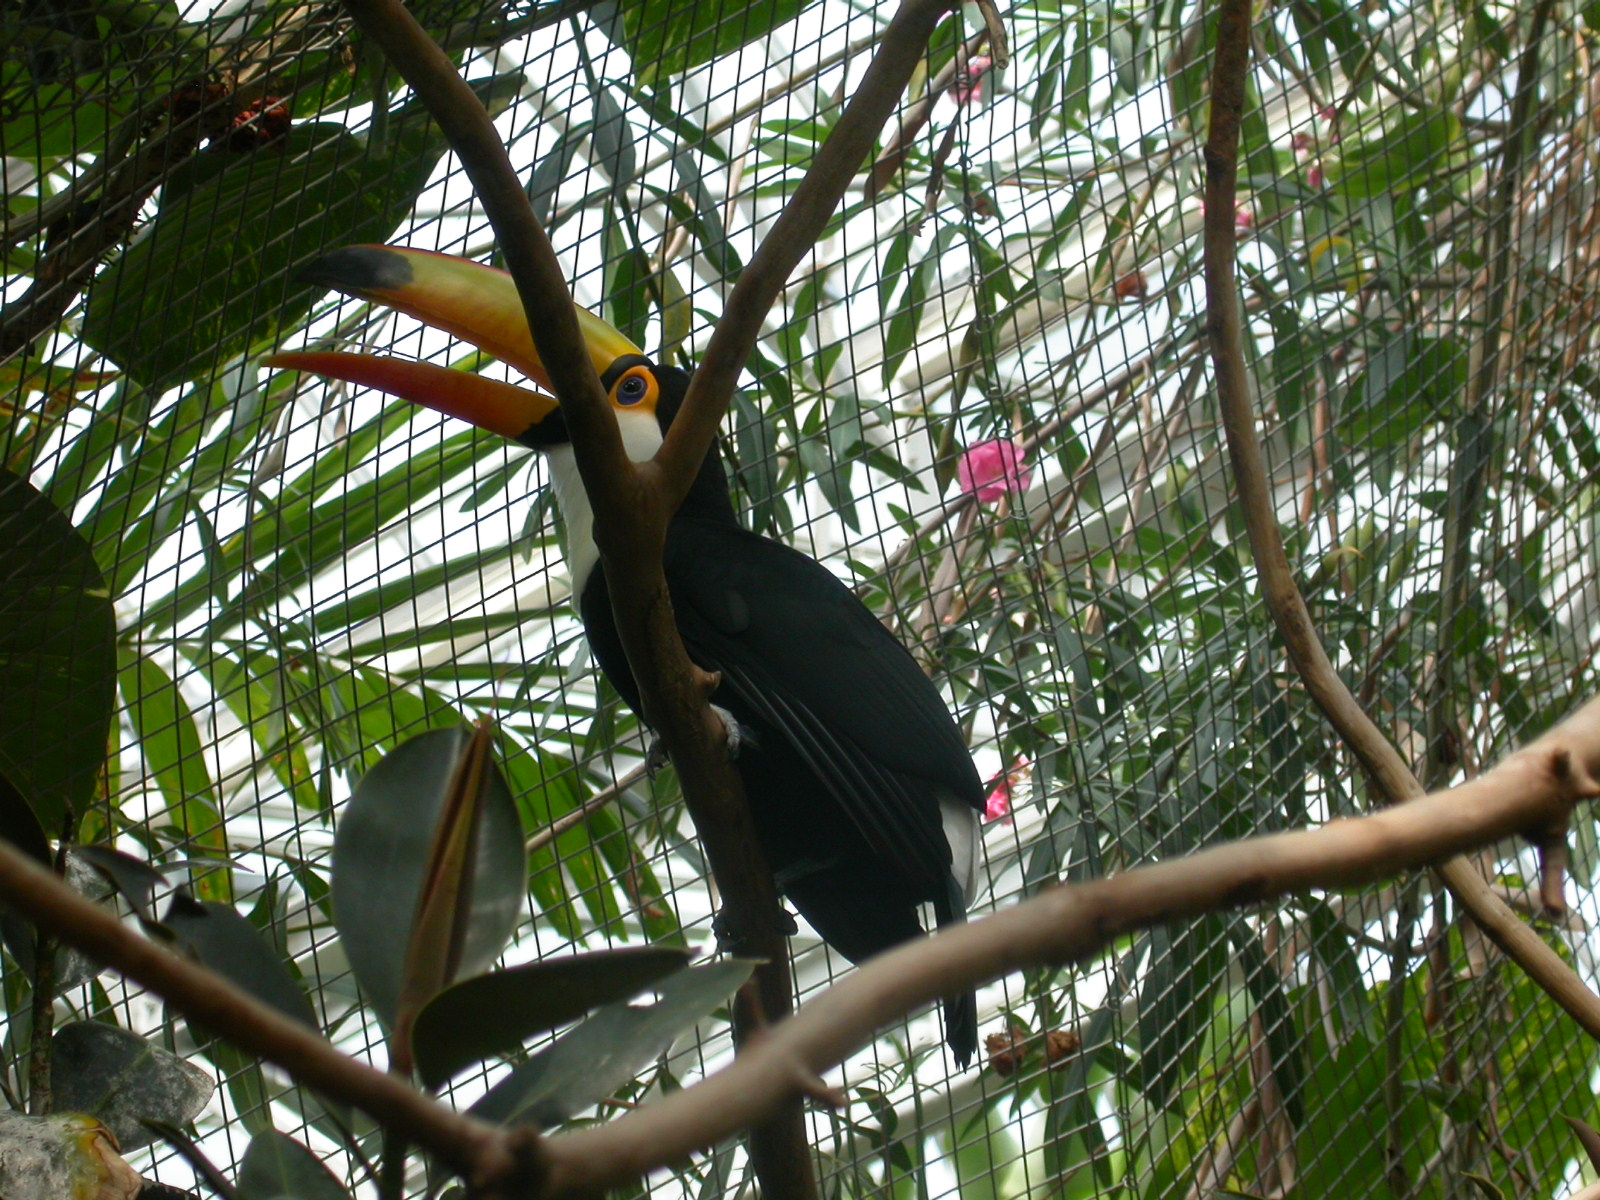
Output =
[
  {"x1": 656, "y1": 0, "x2": 954, "y2": 499},
  {"x1": 1, "y1": 686, "x2": 1597, "y2": 1197},
  {"x1": 1199, "y1": 0, "x2": 1600, "y2": 1038},
  {"x1": 535, "y1": 695, "x2": 1600, "y2": 1197}
]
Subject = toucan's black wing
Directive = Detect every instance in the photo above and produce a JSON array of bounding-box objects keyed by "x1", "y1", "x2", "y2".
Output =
[{"x1": 659, "y1": 516, "x2": 984, "y2": 891}]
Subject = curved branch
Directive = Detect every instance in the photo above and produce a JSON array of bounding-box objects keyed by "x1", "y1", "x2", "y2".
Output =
[
  {"x1": 1199, "y1": 0, "x2": 1600, "y2": 1037},
  {"x1": 537, "y1": 696, "x2": 1600, "y2": 1197}
]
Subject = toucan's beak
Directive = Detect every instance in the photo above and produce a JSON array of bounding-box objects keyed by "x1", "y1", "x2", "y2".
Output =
[{"x1": 264, "y1": 246, "x2": 645, "y2": 444}]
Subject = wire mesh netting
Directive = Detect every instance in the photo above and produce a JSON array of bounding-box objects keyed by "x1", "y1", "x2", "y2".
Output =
[{"x1": 2, "y1": 0, "x2": 1599, "y2": 1194}]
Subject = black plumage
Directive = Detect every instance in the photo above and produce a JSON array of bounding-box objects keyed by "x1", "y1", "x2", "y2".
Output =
[{"x1": 571, "y1": 367, "x2": 984, "y2": 1065}]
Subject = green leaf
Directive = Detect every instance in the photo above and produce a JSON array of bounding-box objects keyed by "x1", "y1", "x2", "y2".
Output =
[
  {"x1": 1134, "y1": 915, "x2": 1228, "y2": 1110},
  {"x1": 235, "y1": 1129, "x2": 350, "y2": 1200},
  {"x1": 0, "y1": 69, "x2": 134, "y2": 161},
  {"x1": 412, "y1": 946, "x2": 692, "y2": 1089},
  {"x1": 50, "y1": 1021, "x2": 214, "y2": 1151},
  {"x1": 470, "y1": 959, "x2": 755, "y2": 1126},
  {"x1": 1328, "y1": 109, "x2": 1460, "y2": 200},
  {"x1": 74, "y1": 844, "x2": 169, "y2": 923},
  {"x1": 1228, "y1": 916, "x2": 1306, "y2": 1125},
  {"x1": 618, "y1": 0, "x2": 808, "y2": 86},
  {"x1": 1340, "y1": 334, "x2": 1465, "y2": 452},
  {"x1": 331, "y1": 727, "x2": 525, "y2": 1028},
  {"x1": 0, "y1": 470, "x2": 116, "y2": 833},
  {"x1": 82, "y1": 75, "x2": 522, "y2": 390},
  {"x1": 117, "y1": 649, "x2": 223, "y2": 853},
  {"x1": 158, "y1": 893, "x2": 320, "y2": 1031}
]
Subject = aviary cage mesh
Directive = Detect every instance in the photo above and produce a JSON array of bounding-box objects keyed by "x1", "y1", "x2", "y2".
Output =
[{"x1": 1, "y1": 0, "x2": 1598, "y2": 1194}]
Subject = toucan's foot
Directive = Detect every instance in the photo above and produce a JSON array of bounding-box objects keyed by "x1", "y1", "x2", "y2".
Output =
[
  {"x1": 644, "y1": 737, "x2": 670, "y2": 777},
  {"x1": 713, "y1": 906, "x2": 798, "y2": 953},
  {"x1": 711, "y1": 704, "x2": 758, "y2": 759}
]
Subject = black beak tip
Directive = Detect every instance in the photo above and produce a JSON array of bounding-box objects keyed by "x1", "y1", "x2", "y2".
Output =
[{"x1": 293, "y1": 245, "x2": 415, "y2": 296}]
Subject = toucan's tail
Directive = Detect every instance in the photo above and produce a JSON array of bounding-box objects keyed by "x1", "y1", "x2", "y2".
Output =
[
  {"x1": 944, "y1": 988, "x2": 978, "y2": 1067},
  {"x1": 937, "y1": 875, "x2": 978, "y2": 1067}
]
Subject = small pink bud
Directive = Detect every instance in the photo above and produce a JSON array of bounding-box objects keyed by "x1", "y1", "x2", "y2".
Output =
[
  {"x1": 1307, "y1": 163, "x2": 1325, "y2": 189},
  {"x1": 954, "y1": 55, "x2": 993, "y2": 106},
  {"x1": 1235, "y1": 206, "x2": 1254, "y2": 229},
  {"x1": 958, "y1": 439, "x2": 1031, "y2": 503}
]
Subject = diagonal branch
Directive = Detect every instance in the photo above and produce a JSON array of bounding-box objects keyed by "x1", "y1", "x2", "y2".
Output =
[
  {"x1": 1199, "y1": 0, "x2": 1600, "y2": 1038},
  {"x1": 656, "y1": 0, "x2": 955, "y2": 498},
  {"x1": 535, "y1": 695, "x2": 1600, "y2": 1198},
  {"x1": 0, "y1": 837, "x2": 521, "y2": 1185}
]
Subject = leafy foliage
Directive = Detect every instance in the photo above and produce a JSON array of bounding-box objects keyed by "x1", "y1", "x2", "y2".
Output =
[{"x1": 1, "y1": 0, "x2": 1598, "y2": 1195}]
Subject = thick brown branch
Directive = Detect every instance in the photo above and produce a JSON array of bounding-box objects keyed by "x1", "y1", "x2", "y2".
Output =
[
  {"x1": 0, "y1": 838, "x2": 523, "y2": 1186},
  {"x1": 655, "y1": 0, "x2": 955, "y2": 500},
  {"x1": 1199, "y1": 0, "x2": 1600, "y2": 1038},
  {"x1": 537, "y1": 696, "x2": 1600, "y2": 1196},
  {"x1": 336, "y1": 4, "x2": 829, "y2": 1196}
]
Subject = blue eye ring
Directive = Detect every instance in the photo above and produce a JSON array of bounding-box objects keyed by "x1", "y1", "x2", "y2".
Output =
[{"x1": 615, "y1": 369, "x2": 652, "y2": 406}]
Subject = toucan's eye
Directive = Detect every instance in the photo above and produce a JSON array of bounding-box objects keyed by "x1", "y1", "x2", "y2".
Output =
[{"x1": 615, "y1": 371, "x2": 651, "y2": 406}]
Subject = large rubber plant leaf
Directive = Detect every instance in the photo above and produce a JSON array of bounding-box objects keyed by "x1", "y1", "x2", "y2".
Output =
[
  {"x1": 331, "y1": 726, "x2": 525, "y2": 1029},
  {"x1": 412, "y1": 946, "x2": 691, "y2": 1090},
  {"x1": 0, "y1": 849, "x2": 111, "y2": 994},
  {"x1": 50, "y1": 1021, "x2": 213, "y2": 1151},
  {"x1": 469, "y1": 959, "x2": 755, "y2": 1127},
  {"x1": 235, "y1": 1129, "x2": 350, "y2": 1200},
  {"x1": 82, "y1": 74, "x2": 522, "y2": 391},
  {"x1": 616, "y1": 0, "x2": 808, "y2": 86},
  {"x1": 0, "y1": 469, "x2": 116, "y2": 834}
]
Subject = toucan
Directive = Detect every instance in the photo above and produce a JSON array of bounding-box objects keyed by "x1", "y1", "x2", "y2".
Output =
[{"x1": 269, "y1": 246, "x2": 985, "y2": 1065}]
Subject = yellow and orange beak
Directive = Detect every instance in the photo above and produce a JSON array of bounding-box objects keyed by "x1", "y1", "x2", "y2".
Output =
[{"x1": 264, "y1": 246, "x2": 656, "y2": 445}]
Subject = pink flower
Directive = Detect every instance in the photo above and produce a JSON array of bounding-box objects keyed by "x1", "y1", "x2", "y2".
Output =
[
  {"x1": 984, "y1": 776, "x2": 1012, "y2": 823},
  {"x1": 958, "y1": 439, "x2": 1031, "y2": 503},
  {"x1": 955, "y1": 56, "x2": 993, "y2": 107},
  {"x1": 1235, "y1": 206, "x2": 1254, "y2": 229},
  {"x1": 983, "y1": 756, "x2": 1030, "y2": 823},
  {"x1": 1292, "y1": 132, "x2": 1313, "y2": 157},
  {"x1": 1307, "y1": 163, "x2": 1325, "y2": 189}
]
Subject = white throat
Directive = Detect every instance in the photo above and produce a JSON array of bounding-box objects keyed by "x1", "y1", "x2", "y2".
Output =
[{"x1": 544, "y1": 408, "x2": 665, "y2": 599}]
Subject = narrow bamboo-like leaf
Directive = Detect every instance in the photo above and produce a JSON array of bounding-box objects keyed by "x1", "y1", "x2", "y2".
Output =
[
  {"x1": 117, "y1": 649, "x2": 224, "y2": 859},
  {"x1": 331, "y1": 726, "x2": 525, "y2": 1029},
  {"x1": 1134, "y1": 915, "x2": 1228, "y2": 1110},
  {"x1": 159, "y1": 893, "x2": 319, "y2": 1031},
  {"x1": 235, "y1": 1129, "x2": 350, "y2": 1200},
  {"x1": 591, "y1": 87, "x2": 637, "y2": 192},
  {"x1": 618, "y1": 0, "x2": 807, "y2": 86},
  {"x1": 1228, "y1": 916, "x2": 1306, "y2": 1126},
  {"x1": 470, "y1": 959, "x2": 755, "y2": 1126},
  {"x1": 0, "y1": 470, "x2": 116, "y2": 833},
  {"x1": 526, "y1": 122, "x2": 588, "y2": 227},
  {"x1": 412, "y1": 947, "x2": 692, "y2": 1089},
  {"x1": 74, "y1": 844, "x2": 171, "y2": 923},
  {"x1": 50, "y1": 1021, "x2": 213, "y2": 1151}
]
